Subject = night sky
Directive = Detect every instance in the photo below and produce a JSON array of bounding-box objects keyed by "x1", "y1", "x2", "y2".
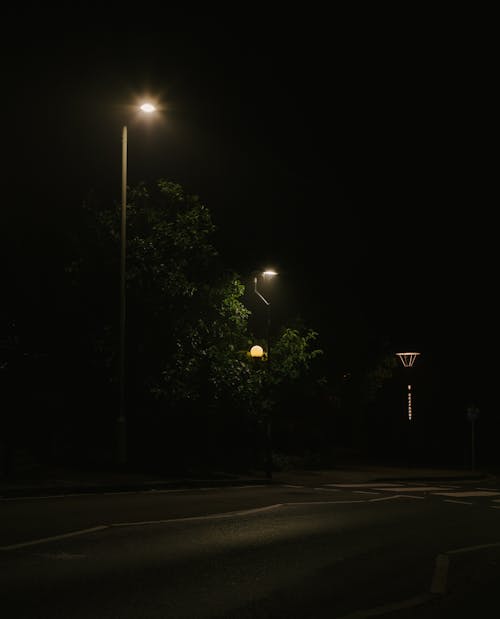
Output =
[{"x1": 2, "y1": 19, "x2": 495, "y2": 415}]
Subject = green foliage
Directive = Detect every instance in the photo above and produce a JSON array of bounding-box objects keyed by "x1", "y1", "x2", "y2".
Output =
[
  {"x1": 152, "y1": 274, "x2": 254, "y2": 407},
  {"x1": 253, "y1": 327, "x2": 324, "y2": 415},
  {"x1": 101, "y1": 179, "x2": 253, "y2": 409},
  {"x1": 63, "y1": 177, "x2": 329, "y2": 469},
  {"x1": 269, "y1": 327, "x2": 323, "y2": 385}
]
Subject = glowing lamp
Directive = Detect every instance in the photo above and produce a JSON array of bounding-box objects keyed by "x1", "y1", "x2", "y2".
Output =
[{"x1": 250, "y1": 345, "x2": 264, "y2": 358}]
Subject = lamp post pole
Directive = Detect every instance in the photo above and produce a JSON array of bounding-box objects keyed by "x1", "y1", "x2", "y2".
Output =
[
  {"x1": 264, "y1": 300, "x2": 271, "y2": 479},
  {"x1": 117, "y1": 124, "x2": 128, "y2": 466},
  {"x1": 254, "y1": 270, "x2": 277, "y2": 479},
  {"x1": 116, "y1": 103, "x2": 157, "y2": 467}
]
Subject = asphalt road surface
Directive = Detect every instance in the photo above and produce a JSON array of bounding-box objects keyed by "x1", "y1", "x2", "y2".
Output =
[{"x1": 2, "y1": 480, "x2": 500, "y2": 617}]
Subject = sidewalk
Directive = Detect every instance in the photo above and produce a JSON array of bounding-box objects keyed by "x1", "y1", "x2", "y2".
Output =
[{"x1": 0, "y1": 463, "x2": 494, "y2": 498}]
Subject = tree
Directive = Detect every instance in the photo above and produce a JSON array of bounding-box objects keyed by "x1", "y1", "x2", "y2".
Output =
[
  {"x1": 63, "y1": 179, "x2": 327, "y2": 470},
  {"x1": 245, "y1": 326, "x2": 326, "y2": 468}
]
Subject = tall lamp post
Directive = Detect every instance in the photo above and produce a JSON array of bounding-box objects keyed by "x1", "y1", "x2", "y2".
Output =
[
  {"x1": 396, "y1": 351, "x2": 420, "y2": 467},
  {"x1": 117, "y1": 102, "x2": 157, "y2": 466},
  {"x1": 396, "y1": 352, "x2": 421, "y2": 421},
  {"x1": 254, "y1": 269, "x2": 278, "y2": 479}
]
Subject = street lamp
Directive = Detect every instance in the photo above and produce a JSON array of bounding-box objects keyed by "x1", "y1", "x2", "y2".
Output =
[
  {"x1": 254, "y1": 270, "x2": 277, "y2": 361},
  {"x1": 250, "y1": 345, "x2": 264, "y2": 359},
  {"x1": 396, "y1": 351, "x2": 420, "y2": 468},
  {"x1": 117, "y1": 102, "x2": 157, "y2": 466},
  {"x1": 396, "y1": 352, "x2": 420, "y2": 422},
  {"x1": 254, "y1": 269, "x2": 278, "y2": 479}
]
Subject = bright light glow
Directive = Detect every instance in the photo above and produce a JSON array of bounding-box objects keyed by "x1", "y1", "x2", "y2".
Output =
[
  {"x1": 250, "y1": 345, "x2": 264, "y2": 358},
  {"x1": 140, "y1": 103, "x2": 156, "y2": 113},
  {"x1": 262, "y1": 270, "x2": 278, "y2": 278}
]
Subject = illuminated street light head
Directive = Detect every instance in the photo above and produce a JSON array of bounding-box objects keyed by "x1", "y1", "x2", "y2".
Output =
[
  {"x1": 396, "y1": 352, "x2": 420, "y2": 368},
  {"x1": 262, "y1": 269, "x2": 278, "y2": 278},
  {"x1": 250, "y1": 345, "x2": 264, "y2": 358},
  {"x1": 139, "y1": 102, "x2": 156, "y2": 113}
]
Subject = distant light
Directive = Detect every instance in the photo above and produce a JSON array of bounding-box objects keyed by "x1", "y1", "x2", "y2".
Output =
[
  {"x1": 140, "y1": 103, "x2": 156, "y2": 113},
  {"x1": 408, "y1": 385, "x2": 412, "y2": 420},
  {"x1": 262, "y1": 270, "x2": 278, "y2": 278},
  {"x1": 396, "y1": 352, "x2": 420, "y2": 368},
  {"x1": 250, "y1": 345, "x2": 264, "y2": 358}
]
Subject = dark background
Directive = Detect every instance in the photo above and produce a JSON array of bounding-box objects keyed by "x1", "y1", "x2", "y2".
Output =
[{"x1": 1, "y1": 15, "x2": 496, "y2": 464}]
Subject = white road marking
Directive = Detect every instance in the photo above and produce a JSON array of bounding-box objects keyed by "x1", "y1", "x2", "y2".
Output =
[
  {"x1": 443, "y1": 499, "x2": 473, "y2": 505},
  {"x1": 0, "y1": 492, "x2": 427, "y2": 551},
  {"x1": 434, "y1": 490, "x2": 500, "y2": 498},
  {"x1": 112, "y1": 504, "x2": 284, "y2": 527},
  {"x1": 287, "y1": 500, "x2": 367, "y2": 506},
  {"x1": 0, "y1": 526, "x2": 108, "y2": 551},
  {"x1": 353, "y1": 490, "x2": 380, "y2": 494},
  {"x1": 324, "y1": 483, "x2": 401, "y2": 488},
  {"x1": 376, "y1": 486, "x2": 449, "y2": 492},
  {"x1": 369, "y1": 495, "x2": 425, "y2": 502}
]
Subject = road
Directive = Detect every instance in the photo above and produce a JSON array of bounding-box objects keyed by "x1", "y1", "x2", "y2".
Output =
[{"x1": 2, "y1": 479, "x2": 500, "y2": 617}]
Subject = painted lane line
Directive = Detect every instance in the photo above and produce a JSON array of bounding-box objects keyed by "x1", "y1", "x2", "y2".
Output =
[
  {"x1": 282, "y1": 484, "x2": 305, "y2": 488},
  {"x1": 324, "y1": 483, "x2": 401, "y2": 488},
  {"x1": 0, "y1": 507, "x2": 285, "y2": 550},
  {"x1": 112, "y1": 504, "x2": 284, "y2": 527},
  {"x1": 369, "y1": 494, "x2": 424, "y2": 502},
  {"x1": 376, "y1": 486, "x2": 449, "y2": 493},
  {"x1": 0, "y1": 493, "x2": 423, "y2": 550},
  {"x1": 287, "y1": 500, "x2": 366, "y2": 506},
  {"x1": 435, "y1": 490, "x2": 500, "y2": 497},
  {"x1": 443, "y1": 499, "x2": 473, "y2": 505},
  {"x1": 0, "y1": 526, "x2": 108, "y2": 551},
  {"x1": 200, "y1": 485, "x2": 269, "y2": 491},
  {"x1": 352, "y1": 490, "x2": 380, "y2": 495}
]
